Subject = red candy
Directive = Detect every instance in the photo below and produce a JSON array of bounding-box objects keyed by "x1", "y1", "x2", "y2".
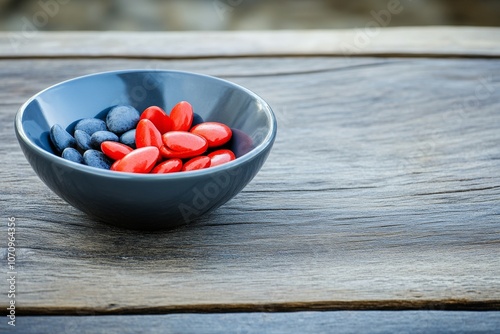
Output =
[
  {"x1": 182, "y1": 156, "x2": 211, "y2": 172},
  {"x1": 151, "y1": 158, "x2": 183, "y2": 174},
  {"x1": 190, "y1": 122, "x2": 232, "y2": 148},
  {"x1": 160, "y1": 145, "x2": 199, "y2": 159},
  {"x1": 101, "y1": 141, "x2": 133, "y2": 160},
  {"x1": 60, "y1": 101, "x2": 238, "y2": 174},
  {"x1": 140, "y1": 106, "x2": 173, "y2": 134},
  {"x1": 111, "y1": 146, "x2": 159, "y2": 173},
  {"x1": 170, "y1": 101, "x2": 194, "y2": 131},
  {"x1": 136, "y1": 119, "x2": 163, "y2": 149},
  {"x1": 162, "y1": 131, "x2": 208, "y2": 156},
  {"x1": 208, "y1": 149, "x2": 236, "y2": 167}
]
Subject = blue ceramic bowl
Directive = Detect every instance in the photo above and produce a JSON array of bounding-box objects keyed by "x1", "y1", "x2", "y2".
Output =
[{"x1": 15, "y1": 70, "x2": 276, "y2": 230}]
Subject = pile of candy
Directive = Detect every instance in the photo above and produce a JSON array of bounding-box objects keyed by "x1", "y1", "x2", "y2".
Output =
[{"x1": 49, "y1": 101, "x2": 235, "y2": 173}]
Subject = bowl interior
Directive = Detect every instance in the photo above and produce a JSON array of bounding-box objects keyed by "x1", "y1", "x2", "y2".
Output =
[{"x1": 20, "y1": 70, "x2": 274, "y2": 160}]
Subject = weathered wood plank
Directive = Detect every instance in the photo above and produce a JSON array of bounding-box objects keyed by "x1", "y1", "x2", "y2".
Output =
[
  {"x1": 0, "y1": 27, "x2": 499, "y2": 58},
  {"x1": 2, "y1": 312, "x2": 500, "y2": 334},
  {"x1": 1, "y1": 56, "x2": 499, "y2": 313}
]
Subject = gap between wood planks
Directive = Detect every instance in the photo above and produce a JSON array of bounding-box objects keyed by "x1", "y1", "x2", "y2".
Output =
[
  {"x1": 19, "y1": 300, "x2": 500, "y2": 316},
  {"x1": 0, "y1": 53, "x2": 499, "y2": 61}
]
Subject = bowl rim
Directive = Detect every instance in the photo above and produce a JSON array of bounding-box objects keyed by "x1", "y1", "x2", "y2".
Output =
[{"x1": 15, "y1": 69, "x2": 277, "y2": 180}]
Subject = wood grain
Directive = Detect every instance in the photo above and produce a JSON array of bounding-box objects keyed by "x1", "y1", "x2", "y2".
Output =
[
  {"x1": 0, "y1": 33, "x2": 499, "y2": 315},
  {"x1": 2, "y1": 312, "x2": 500, "y2": 334},
  {"x1": 0, "y1": 27, "x2": 499, "y2": 58}
]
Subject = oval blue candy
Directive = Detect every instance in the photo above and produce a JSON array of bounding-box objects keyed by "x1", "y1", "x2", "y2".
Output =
[
  {"x1": 62, "y1": 147, "x2": 83, "y2": 164},
  {"x1": 50, "y1": 124, "x2": 76, "y2": 154},
  {"x1": 83, "y1": 150, "x2": 112, "y2": 169},
  {"x1": 90, "y1": 131, "x2": 119, "y2": 149},
  {"x1": 120, "y1": 129, "x2": 136, "y2": 149},
  {"x1": 74, "y1": 130, "x2": 92, "y2": 151},
  {"x1": 191, "y1": 113, "x2": 204, "y2": 128},
  {"x1": 74, "y1": 118, "x2": 107, "y2": 135},
  {"x1": 106, "y1": 105, "x2": 140, "y2": 134}
]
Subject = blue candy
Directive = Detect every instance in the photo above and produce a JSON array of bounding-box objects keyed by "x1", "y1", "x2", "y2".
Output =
[
  {"x1": 62, "y1": 147, "x2": 83, "y2": 164},
  {"x1": 74, "y1": 130, "x2": 92, "y2": 151},
  {"x1": 119, "y1": 129, "x2": 136, "y2": 149},
  {"x1": 83, "y1": 150, "x2": 112, "y2": 169},
  {"x1": 192, "y1": 113, "x2": 204, "y2": 127},
  {"x1": 90, "y1": 131, "x2": 119, "y2": 149},
  {"x1": 50, "y1": 124, "x2": 76, "y2": 154},
  {"x1": 106, "y1": 105, "x2": 140, "y2": 134},
  {"x1": 74, "y1": 118, "x2": 107, "y2": 135}
]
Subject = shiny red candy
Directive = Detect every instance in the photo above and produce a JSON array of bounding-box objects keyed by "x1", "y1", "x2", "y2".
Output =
[
  {"x1": 182, "y1": 156, "x2": 211, "y2": 172},
  {"x1": 170, "y1": 101, "x2": 194, "y2": 131},
  {"x1": 151, "y1": 158, "x2": 183, "y2": 174},
  {"x1": 140, "y1": 106, "x2": 173, "y2": 134},
  {"x1": 101, "y1": 141, "x2": 133, "y2": 160},
  {"x1": 111, "y1": 146, "x2": 160, "y2": 173},
  {"x1": 208, "y1": 149, "x2": 236, "y2": 167},
  {"x1": 136, "y1": 119, "x2": 163, "y2": 149},
  {"x1": 159, "y1": 145, "x2": 199, "y2": 159},
  {"x1": 60, "y1": 101, "x2": 238, "y2": 173},
  {"x1": 190, "y1": 122, "x2": 232, "y2": 148},
  {"x1": 162, "y1": 131, "x2": 208, "y2": 156}
]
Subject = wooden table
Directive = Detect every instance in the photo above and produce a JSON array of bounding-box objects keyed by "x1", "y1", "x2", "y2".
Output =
[{"x1": 1, "y1": 27, "x2": 500, "y2": 333}]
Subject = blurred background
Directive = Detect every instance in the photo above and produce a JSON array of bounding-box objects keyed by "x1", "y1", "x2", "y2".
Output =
[{"x1": 1, "y1": 0, "x2": 499, "y2": 31}]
